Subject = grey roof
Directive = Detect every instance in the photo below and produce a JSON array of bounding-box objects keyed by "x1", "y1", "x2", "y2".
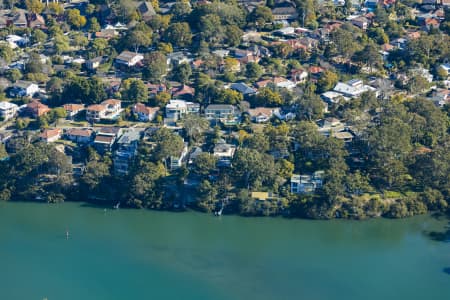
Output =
[
  {"x1": 117, "y1": 129, "x2": 141, "y2": 144},
  {"x1": 230, "y1": 83, "x2": 256, "y2": 95},
  {"x1": 206, "y1": 104, "x2": 235, "y2": 110}
]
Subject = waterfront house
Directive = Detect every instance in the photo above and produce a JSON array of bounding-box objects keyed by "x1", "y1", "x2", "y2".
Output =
[
  {"x1": 291, "y1": 171, "x2": 324, "y2": 194},
  {"x1": 213, "y1": 141, "x2": 236, "y2": 167},
  {"x1": 93, "y1": 127, "x2": 122, "y2": 153},
  {"x1": 0, "y1": 102, "x2": 19, "y2": 121},
  {"x1": 113, "y1": 129, "x2": 142, "y2": 175},
  {"x1": 170, "y1": 142, "x2": 189, "y2": 170}
]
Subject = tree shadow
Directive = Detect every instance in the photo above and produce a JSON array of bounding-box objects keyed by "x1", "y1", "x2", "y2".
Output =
[{"x1": 424, "y1": 221, "x2": 450, "y2": 243}]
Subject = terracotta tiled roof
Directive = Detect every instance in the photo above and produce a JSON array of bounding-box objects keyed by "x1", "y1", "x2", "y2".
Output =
[
  {"x1": 87, "y1": 104, "x2": 106, "y2": 112},
  {"x1": 39, "y1": 128, "x2": 61, "y2": 139},
  {"x1": 63, "y1": 104, "x2": 84, "y2": 112},
  {"x1": 66, "y1": 128, "x2": 93, "y2": 137}
]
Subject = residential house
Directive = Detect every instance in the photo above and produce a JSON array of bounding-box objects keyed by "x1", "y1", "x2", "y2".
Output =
[
  {"x1": 93, "y1": 127, "x2": 122, "y2": 153},
  {"x1": 291, "y1": 171, "x2": 324, "y2": 194},
  {"x1": 251, "y1": 192, "x2": 279, "y2": 202},
  {"x1": 113, "y1": 129, "x2": 142, "y2": 175},
  {"x1": 0, "y1": 9, "x2": 27, "y2": 29},
  {"x1": 213, "y1": 141, "x2": 236, "y2": 167},
  {"x1": 134, "y1": 1, "x2": 156, "y2": 22},
  {"x1": 170, "y1": 142, "x2": 189, "y2": 170},
  {"x1": 318, "y1": 117, "x2": 346, "y2": 136},
  {"x1": 27, "y1": 13, "x2": 46, "y2": 29},
  {"x1": 247, "y1": 107, "x2": 280, "y2": 123},
  {"x1": 39, "y1": 128, "x2": 62, "y2": 143},
  {"x1": 167, "y1": 52, "x2": 191, "y2": 66},
  {"x1": 9, "y1": 81, "x2": 39, "y2": 98},
  {"x1": 321, "y1": 90, "x2": 348, "y2": 104},
  {"x1": 289, "y1": 68, "x2": 309, "y2": 84},
  {"x1": 205, "y1": 104, "x2": 237, "y2": 120},
  {"x1": 165, "y1": 99, "x2": 200, "y2": 120},
  {"x1": 432, "y1": 88, "x2": 450, "y2": 107},
  {"x1": 85, "y1": 104, "x2": 106, "y2": 123},
  {"x1": 332, "y1": 131, "x2": 354, "y2": 143},
  {"x1": 24, "y1": 101, "x2": 51, "y2": 118},
  {"x1": 133, "y1": 103, "x2": 160, "y2": 122},
  {"x1": 147, "y1": 83, "x2": 167, "y2": 97},
  {"x1": 115, "y1": 51, "x2": 144, "y2": 67},
  {"x1": 63, "y1": 104, "x2": 84, "y2": 119},
  {"x1": 65, "y1": 128, "x2": 94, "y2": 144},
  {"x1": 333, "y1": 79, "x2": 377, "y2": 98},
  {"x1": 86, "y1": 56, "x2": 104, "y2": 71},
  {"x1": 272, "y1": 77, "x2": 297, "y2": 90},
  {"x1": 95, "y1": 29, "x2": 118, "y2": 39},
  {"x1": 350, "y1": 16, "x2": 369, "y2": 30},
  {"x1": 272, "y1": 1, "x2": 298, "y2": 21},
  {"x1": 410, "y1": 67, "x2": 433, "y2": 83},
  {"x1": 86, "y1": 99, "x2": 122, "y2": 122},
  {"x1": 0, "y1": 101, "x2": 18, "y2": 121},
  {"x1": 171, "y1": 84, "x2": 195, "y2": 99},
  {"x1": 230, "y1": 82, "x2": 257, "y2": 96}
]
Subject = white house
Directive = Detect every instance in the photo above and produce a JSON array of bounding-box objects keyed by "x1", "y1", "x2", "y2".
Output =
[
  {"x1": 333, "y1": 79, "x2": 377, "y2": 98},
  {"x1": 0, "y1": 101, "x2": 18, "y2": 121},
  {"x1": 115, "y1": 51, "x2": 144, "y2": 67},
  {"x1": 9, "y1": 81, "x2": 39, "y2": 97},
  {"x1": 170, "y1": 143, "x2": 189, "y2": 170},
  {"x1": 213, "y1": 141, "x2": 236, "y2": 167},
  {"x1": 247, "y1": 107, "x2": 280, "y2": 123},
  {"x1": 165, "y1": 99, "x2": 199, "y2": 120}
]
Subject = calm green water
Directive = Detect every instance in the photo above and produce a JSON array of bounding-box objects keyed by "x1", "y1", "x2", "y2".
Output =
[{"x1": 1, "y1": 202, "x2": 450, "y2": 300}]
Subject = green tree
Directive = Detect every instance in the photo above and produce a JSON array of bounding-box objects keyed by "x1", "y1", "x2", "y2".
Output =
[
  {"x1": 247, "y1": 6, "x2": 273, "y2": 29},
  {"x1": 214, "y1": 89, "x2": 243, "y2": 105},
  {"x1": 172, "y1": 62, "x2": 192, "y2": 84},
  {"x1": 0, "y1": 44, "x2": 14, "y2": 64},
  {"x1": 5, "y1": 69, "x2": 22, "y2": 83},
  {"x1": 142, "y1": 51, "x2": 167, "y2": 82},
  {"x1": 193, "y1": 153, "x2": 218, "y2": 177},
  {"x1": 88, "y1": 17, "x2": 101, "y2": 33},
  {"x1": 254, "y1": 87, "x2": 283, "y2": 107},
  {"x1": 182, "y1": 114, "x2": 210, "y2": 144},
  {"x1": 127, "y1": 161, "x2": 165, "y2": 209},
  {"x1": 30, "y1": 29, "x2": 47, "y2": 45},
  {"x1": 126, "y1": 24, "x2": 153, "y2": 52},
  {"x1": 224, "y1": 25, "x2": 243, "y2": 47},
  {"x1": 121, "y1": 79, "x2": 148, "y2": 103},
  {"x1": 66, "y1": 9, "x2": 87, "y2": 29},
  {"x1": 245, "y1": 62, "x2": 263, "y2": 80},
  {"x1": 150, "y1": 128, "x2": 185, "y2": 163},
  {"x1": 317, "y1": 70, "x2": 338, "y2": 93},
  {"x1": 26, "y1": 0, "x2": 44, "y2": 14},
  {"x1": 164, "y1": 22, "x2": 192, "y2": 48}
]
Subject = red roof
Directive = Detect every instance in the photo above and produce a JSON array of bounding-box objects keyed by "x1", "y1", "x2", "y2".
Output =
[{"x1": 39, "y1": 128, "x2": 61, "y2": 140}]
